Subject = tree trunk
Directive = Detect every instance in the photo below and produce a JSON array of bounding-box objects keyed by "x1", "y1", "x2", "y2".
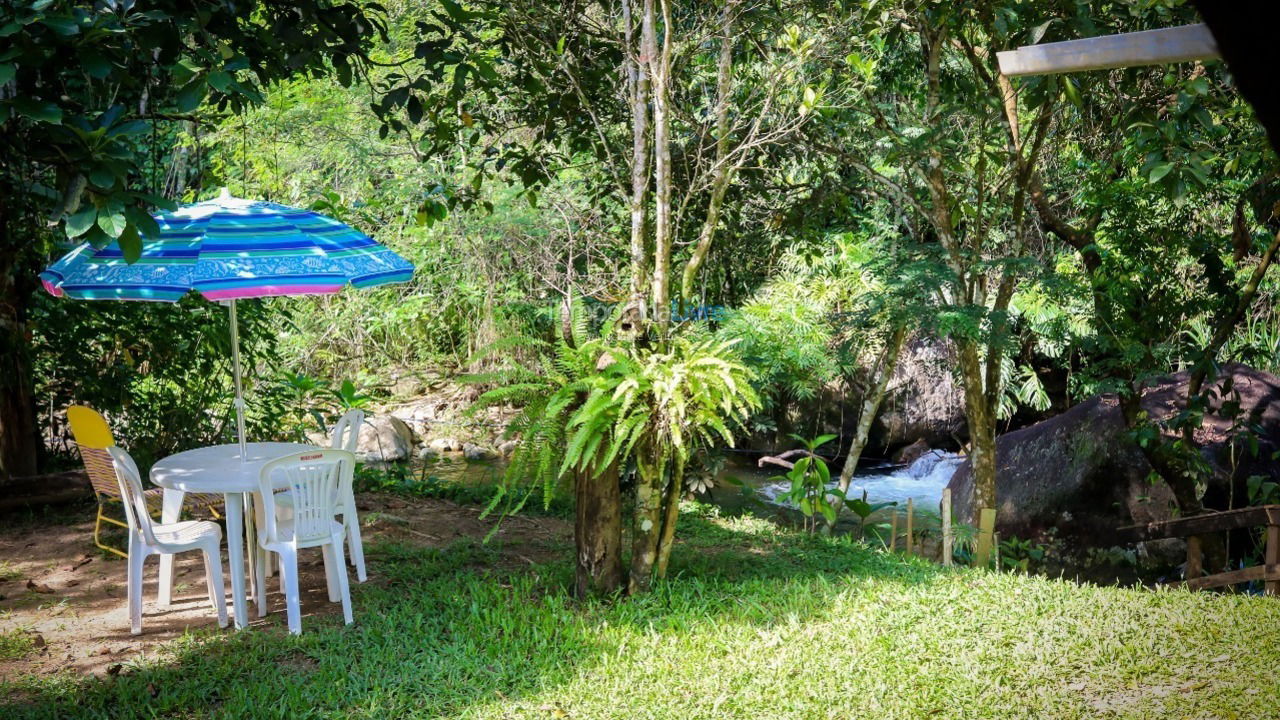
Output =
[
  {"x1": 0, "y1": 244, "x2": 39, "y2": 484},
  {"x1": 622, "y1": 0, "x2": 651, "y2": 327},
  {"x1": 679, "y1": 0, "x2": 736, "y2": 301},
  {"x1": 574, "y1": 461, "x2": 624, "y2": 597},
  {"x1": 835, "y1": 327, "x2": 907, "y2": 503},
  {"x1": 957, "y1": 339, "x2": 997, "y2": 512},
  {"x1": 654, "y1": 460, "x2": 682, "y2": 578},
  {"x1": 628, "y1": 442, "x2": 664, "y2": 594},
  {"x1": 645, "y1": 0, "x2": 673, "y2": 335}
]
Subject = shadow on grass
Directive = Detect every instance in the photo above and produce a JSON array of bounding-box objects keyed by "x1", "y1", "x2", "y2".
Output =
[{"x1": 2, "y1": 507, "x2": 951, "y2": 719}]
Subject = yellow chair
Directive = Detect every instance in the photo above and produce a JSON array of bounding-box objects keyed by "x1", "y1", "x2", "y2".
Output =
[{"x1": 67, "y1": 406, "x2": 222, "y2": 558}]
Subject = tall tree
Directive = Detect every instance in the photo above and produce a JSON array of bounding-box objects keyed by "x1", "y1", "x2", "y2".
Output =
[
  {"x1": 495, "y1": 0, "x2": 834, "y2": 592},
  {"x1": 0, "y1": 0, "x2": 394, "y2": 482},
  {"x1": 823, "y1": 3, "x2": 1054, "y2": 517}
]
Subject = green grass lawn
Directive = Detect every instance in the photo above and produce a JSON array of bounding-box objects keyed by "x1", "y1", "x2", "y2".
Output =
[{"x1": 4, "y1": 504, "x2": 1278, "y2": 719}]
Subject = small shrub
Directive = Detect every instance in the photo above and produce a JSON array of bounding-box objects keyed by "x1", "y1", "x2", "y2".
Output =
[{"x1": 0, "y1": 629, "x2": 36, "y2": 660}]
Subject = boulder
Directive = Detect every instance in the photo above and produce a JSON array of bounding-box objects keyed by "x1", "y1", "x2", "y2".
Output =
[
  {"x1": 356, "y1": 415, "x2": 416, "y2": 463},
  {"x1": 429, "y1": 437, "x2": 461, "y2": 453},
  {"x1": 498, "y1": 440, "x2": 519, "y2": 457},
  {"x1": 891, "y1": 438, "x2": 932, "y2": 465},
  {"x1": 947, "y1": 363, "x2": 1280, "y2": 543},
  {"x1": 388, "y1": 400, "x2": 439, "y2": 439},
  {"x1": 463, "y1": 443, "x2": 498, "y2": 461},
  {"x1": 416, "y1": 445, "x2": 439, "y2": 461},
  {"x1": 872, "y1": 335, "x2": 967, "y2": 450},
  {"x1": 947, "y1": 395, "x2": 1171, "y2": 542}
]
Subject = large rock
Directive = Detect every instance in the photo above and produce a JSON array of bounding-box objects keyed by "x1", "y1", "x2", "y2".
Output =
[
  {"x1": 463, "y1": 443, "x2": 498, "y2": 461},
  {"x1": 355, "y1": 415, "x2": 416, "y2": 462},
  {"x1": 872, "y1": 335, "x2": 967, "y2": 451},
  {"x1": 947, "y1": 364, "x2": 1280, "y2": 542}
]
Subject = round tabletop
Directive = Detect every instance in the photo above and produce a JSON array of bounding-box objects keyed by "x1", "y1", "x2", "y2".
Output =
[{"x1": 150, "y1": 442, "x2": 319, "y2": 494}]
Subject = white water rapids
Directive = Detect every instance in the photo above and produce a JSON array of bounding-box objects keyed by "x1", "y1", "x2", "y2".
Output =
[{"x1": 756, "y1": 450, "x2": 964, "y2": 510}]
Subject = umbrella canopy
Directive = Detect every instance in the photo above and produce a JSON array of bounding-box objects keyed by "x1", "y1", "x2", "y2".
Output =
[
  {"x1": 40, "y1": 189, "x2": 414, "y2": 458},
  {"x1": 40, "y1": 189, "x2": 413, "y2": 301}
]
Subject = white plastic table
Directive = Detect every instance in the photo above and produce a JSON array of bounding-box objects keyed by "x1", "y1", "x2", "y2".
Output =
[{"x1": 151, "y1": 442, "x2": 316, "y2": 629}]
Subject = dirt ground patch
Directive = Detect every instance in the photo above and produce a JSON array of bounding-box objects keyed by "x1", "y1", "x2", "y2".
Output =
[{"x1": 0, "y1": 492, "x2": 570, "y2": 682}]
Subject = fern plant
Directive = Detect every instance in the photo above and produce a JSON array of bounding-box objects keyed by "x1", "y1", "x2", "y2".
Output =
[{"x1": 471, "y1": 306, "x2": 760, "y2": 591}]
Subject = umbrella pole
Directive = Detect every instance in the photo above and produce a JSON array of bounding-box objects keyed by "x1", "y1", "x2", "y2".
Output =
[{"x1": 227, "y1": 299, "x2": 248, "y2": 461}]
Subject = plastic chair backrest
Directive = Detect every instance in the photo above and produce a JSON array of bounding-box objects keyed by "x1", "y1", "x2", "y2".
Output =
[
  {"x1": 259, "y1": 449, "x2": 354, "y2": 546},
  {"x1": 107, "y1": 446, "x2": 159, "y2": 547},
  {"x1": 330, "y1": 410, "x2": 364, "y2": 453},
  {"x1": 68, "y1": 406, "x2": 121, "y2": 497},
  {"x1": 68, "y1": 405, "x2": 114, "y2": 448}
]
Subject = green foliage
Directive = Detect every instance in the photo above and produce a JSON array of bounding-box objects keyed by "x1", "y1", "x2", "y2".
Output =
[
  {"x1": 473, "y1": 305, "x2": 760, "y2": 525},
  {"x1": 0, "y1": 629, "x2": 35, "y2": 661},
  {"x1": 30, "y1": 294, "x2": 286, "y2": 471},
  {"x1": 845, "y1": 492, "x2": 898, "y2": 543},
  {"x1": 1247, "y1": 475, "x2": 1280, "y2": 507},
  {"x1": 998, "y1": 535, "x2": 1048, "y2": 574},
  {"x1": 2, "y1": 0, "x2": 388, "y2": 258},
  {"x1": 768, "y1": 434, "x2": 840, "y2": 533}
]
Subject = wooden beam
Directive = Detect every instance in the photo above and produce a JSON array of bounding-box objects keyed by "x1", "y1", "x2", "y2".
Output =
[
  {"x1": 997, "y1": 23, "x2": 1219, "y2": 77},
  {"x1": 1172, "y1": 563, "x2": 1280, "y2": 592},
  {"x1": 1117, "y1": 505, "x2": 1280, "y2": 543}
]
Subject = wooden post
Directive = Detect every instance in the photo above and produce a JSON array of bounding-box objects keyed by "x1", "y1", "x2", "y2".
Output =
[
  {"x1": 974, "y1": 508, "x2": 996, "y2": 568},
  {"x1": 996, "y1": 23, "x2": 1219, "y2": 77},
  {"x1": 1186, "y1": 535, "x2": 1203, "y2": 581},
  {"x1": 889, "y1": 511, "x2": 898, "y2": 552},
  {"x1": 941, "y1": 489, "x2": 953, "y2": 566},
  {"x1": 1266, "y1": 524, "x2": 1279, "y2": 596},
  {"x1": 905, "y1": 498, "x2": 914, "y2": 556}
]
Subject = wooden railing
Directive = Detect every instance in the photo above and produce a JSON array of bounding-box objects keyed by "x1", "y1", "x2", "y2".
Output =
[{"x1": 1116, "y1": 505, "x2": 1280, "y2": 596}]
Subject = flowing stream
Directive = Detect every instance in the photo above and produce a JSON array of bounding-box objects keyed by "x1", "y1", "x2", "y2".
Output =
[
  {"x1": 748, "y1": 450, "x2": 964, "y2": 510},
  {"x1": 412, "y1": 449, "x2": 964, "y2": 512}
]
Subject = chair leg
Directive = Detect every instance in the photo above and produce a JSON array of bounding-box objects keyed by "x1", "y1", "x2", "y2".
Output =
[
  {"x1": 254, "y1": 546, "x2": 270, "y2": 618},
  {"x1": 94, "y1": 502, "x2": 127, "y2": 559},
  {"x1": 332, "y1": 535, "x2": 354, "y2": 626},
  {"x1": 202, "y1": 547, "x2": 229, "y2": 629},
  {"x1": 157, "y1": 489, "x2": 185, "y2": 607},
  {"x1": 127, "y1": 538, "x2": 146, "y2": 635},
  {"x1": 321, "y1": 544, "x2": 340, "y2": 603},
  {"x1": 345, "y1": 511, "x2": 367, "y2": 583},
  {"x1": 277, "y1": 547, "x2": 302, "y2": 635}
]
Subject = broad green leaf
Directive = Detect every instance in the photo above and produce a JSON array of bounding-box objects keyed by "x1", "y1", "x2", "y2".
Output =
[
  {"x1": 1148, "y1": 162, "x2": 1174, "y2": 183},
  {"x1": 1062, "y1": 77, "x2": 1082, "y2": 108},
  {"x1": 89, "y1": 166, "x2": 116, "y2": 190},
  {"x1": 125, "y1": 207, "x2": 160, "y2": 239},
  {"x1": 1028, "y1": 20, "x2": 1051, "y2": 44},
  {"x1": 117, "y1": 223, "x2": 142, "y2": 262},
  {"x1": 39, "y1": 15, "x2": 79, "y2": 36},
  {"x1": 820, "y1": 503, "x2": 837, "y2": 525},
  {"x1": 97, "y1": 210, "x2": 127, "y2": 238},
  {"x1": 65, "y1": 206, "x2": 97, "y2": 238},
  {"x1": 0, "y1": 63, "x2": 14, "y2": 85},
  {"x1": 10, "y1": 98, "x2": 62, "y2": 124},
  {"x1": 207, "y1": 70, "x2": 233, "y2": 93},
  {"x1": 174, "y1": 79, "x2": 207, "y2": 112}
]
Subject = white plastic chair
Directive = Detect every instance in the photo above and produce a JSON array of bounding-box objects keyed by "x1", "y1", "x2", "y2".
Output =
[
  {"x1": 273, "y1": 410, "x2": 367, "y2": 581},
  {"x1": 107, "y1": 446, "x2": 228, "y2": 635},
  {"x1": 254, "y1": 449, "x2": 355, "y2": 634}
]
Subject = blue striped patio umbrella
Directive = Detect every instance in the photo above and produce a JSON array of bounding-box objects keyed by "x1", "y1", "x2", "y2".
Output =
[{"x1": 40, "y1": 189, "x2": 414, "y2": 458}]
